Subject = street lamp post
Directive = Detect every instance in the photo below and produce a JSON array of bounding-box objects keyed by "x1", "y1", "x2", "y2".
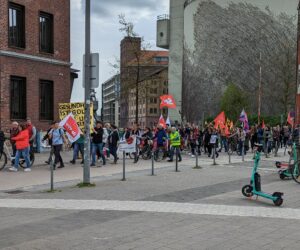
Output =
[
  {"x1": 258, "y1": 52, "x2": 262, "y2": 125},
  {"x1": 83, "y1": 0, "x2": 91, "y2": 184}
]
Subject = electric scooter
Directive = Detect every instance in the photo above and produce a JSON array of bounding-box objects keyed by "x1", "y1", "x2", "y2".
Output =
[
  {"x1": 242, "y1": 144, "x2": 283, "y2": 206},
  {"x1": 275, "y1": 161, "x2": 292, "y2": 180}
]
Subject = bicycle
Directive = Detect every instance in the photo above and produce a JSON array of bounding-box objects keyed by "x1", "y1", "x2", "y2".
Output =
[
  {"x1": 0, "y1": 140, "x2": 34, "y2": 171},
  {"x1": 289, "y1": 142, "x2": 300, "y2": 184},
  {"x1": 153, "y1": 139, "x2": 168, "y2": 162}
]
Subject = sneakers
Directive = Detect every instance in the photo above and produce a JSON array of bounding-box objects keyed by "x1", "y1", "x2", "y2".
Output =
[
  {"x1": 191, "y1": 155, "x2": 195, "y2": 158},
  {"x1": 188, "y1": 152, "x2": 192, "y2": 155},
  {"x1": 24, "y1": 168, "x2": 31, "y2": 172},
  {"x1": 45, "y1": 161, "x2": 50, "y2": 165},
  {"x1": 57, "y1": 165, "x2": 65, "y2": 169},
  {"x1": 168, "y1": 159, "x2": 173, "y2": 162},
  {"x1": 70, "y1": 160, "x2": 75, "y2": 164},
  {"x1": 9, "y1": 167, "x2": 18, "y2": 172},
  {"x1": 90, "y1": 163, "x2": 96, "y2": 167}
]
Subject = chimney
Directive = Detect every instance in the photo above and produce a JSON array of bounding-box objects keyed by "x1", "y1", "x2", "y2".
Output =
[{"x1": 120, "y1": 36, "x2": 141, "y2": 68}]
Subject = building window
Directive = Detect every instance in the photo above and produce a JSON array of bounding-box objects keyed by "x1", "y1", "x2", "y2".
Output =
[
  {"x1": 10, "y1": 76, "x2": 26, "y2": 119},
  {"x1": 40, "y1": 80, "x2": 54, "y2": 120},
  {"x1": 8, "y1": 3, "x2": 25, "y2": 48},
  {"x1": 154, "y1": 57, "x2": 169, "y2": 63},
  {"x1": 39, "y1": 12, "x2": 53, "y2": 53}
]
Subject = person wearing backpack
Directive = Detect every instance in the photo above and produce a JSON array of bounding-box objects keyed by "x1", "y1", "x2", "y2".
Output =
[{"x1": 49, "y1": 121, "x2": 67, "y2": 169}]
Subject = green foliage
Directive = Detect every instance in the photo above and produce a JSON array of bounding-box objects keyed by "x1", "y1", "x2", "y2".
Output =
[
  {"x1": 220, "y1": 83, "x2": 249, "y2": 120},
  {"x1": 76, "y1": 182, "x2": 96, "y2": 188},
  {"x1": 248, "y1": 114, "x2": 286, "y2": 127}
]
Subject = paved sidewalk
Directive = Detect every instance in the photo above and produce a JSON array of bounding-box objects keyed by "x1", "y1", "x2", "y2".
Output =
[
  {"x1": 0, "y1": 148, "x2": 289, "y2": 191},
  {"x1": 0, "y1": 147, "x2": 299, "y2": 250}
]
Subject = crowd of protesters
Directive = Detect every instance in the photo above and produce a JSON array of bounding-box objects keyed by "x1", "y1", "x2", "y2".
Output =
[{"x1": 1, "y1": 119, "x2": 296, "y2": 172}]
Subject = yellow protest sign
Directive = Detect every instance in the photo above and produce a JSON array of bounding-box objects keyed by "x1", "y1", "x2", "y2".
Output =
[{"x1": 58, "y1": 102, "x2": 94, "y2": 132}]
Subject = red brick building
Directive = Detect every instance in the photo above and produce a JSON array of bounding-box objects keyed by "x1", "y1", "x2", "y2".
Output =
[
  {"x1": 0, "y1": 0, "x2": 72, "y2": 131},
  {"x1": 120, "y1": 37, "x2": 168, "y2": 128}
]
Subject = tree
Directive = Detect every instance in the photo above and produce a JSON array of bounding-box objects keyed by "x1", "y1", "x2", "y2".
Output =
[
  {"x1": 118, "y1": 14, "x2": 155, "y2": 125},
  {"x1": 220, "y1": 83, "x2": 249, "y2": 121}
]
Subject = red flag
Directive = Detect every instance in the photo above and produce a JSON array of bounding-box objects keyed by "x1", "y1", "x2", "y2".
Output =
[
  {"x1": 287, "y1": 112, "x2": 295, "y2": 126},
  {"x1": 158, "y1": 115, "x2": 166, "y2": 128},
  {"x1": 262, "y1": 120, "x2": 265, "y2": 129},
  {"x1": 160, "y1": 95, "x2": 176, "y2": 109},
  {"x1": 214, "y1": 112, "x2": 226, "y2": 129}
]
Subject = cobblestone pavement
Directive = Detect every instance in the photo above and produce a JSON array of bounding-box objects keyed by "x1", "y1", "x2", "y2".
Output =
[{"x1": 1, "y1": 149, "x2": 299, "y2": 249}]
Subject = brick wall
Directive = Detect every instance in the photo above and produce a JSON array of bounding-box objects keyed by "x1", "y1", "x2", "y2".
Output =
[
  {"x1": 0, "y1": 0, "x2": 70, "y2": 61},
  {"x1": 0, "y1": 0, "x2": 71, "y2": 132},
  {"x1": 0, "y1": 56, "x2": 71, "y2": 131}
]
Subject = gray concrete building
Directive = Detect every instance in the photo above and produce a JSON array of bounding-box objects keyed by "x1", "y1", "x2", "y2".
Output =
[
  {"x1": 101, "y1": 74, "x2": 120, "y2": 126},
  {"x1": 157, "y1": 0, "x2": 299, "y2": 123}
]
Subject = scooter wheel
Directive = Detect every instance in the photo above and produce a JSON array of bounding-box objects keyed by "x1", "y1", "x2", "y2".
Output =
[
  {"x1": 273, "y1": 198, "x2": 283, "y2": 206},
  {"x1": 279, "y1": 171, "x2": 285, "y2": 180},
  {"x1": 242, "y1": 185, "x2": 253, "y2": 197}
]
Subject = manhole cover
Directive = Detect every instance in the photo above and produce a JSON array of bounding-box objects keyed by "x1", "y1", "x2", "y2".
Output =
[{"x1": 5, "y1": 190, "x2": 26, "y2": 194}]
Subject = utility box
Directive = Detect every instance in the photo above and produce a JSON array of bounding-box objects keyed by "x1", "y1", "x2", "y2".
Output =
[{"x1": 156, "y1": 15, "x2": 170, "y2": 49}]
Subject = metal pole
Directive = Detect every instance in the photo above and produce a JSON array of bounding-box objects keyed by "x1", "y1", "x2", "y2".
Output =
[
  {"x1": 258, "y1": 52, "x2": 262, "y2": 125},
  {"x1": 242, "y1": 141, "x2": 245, "y2": 162},
  {"x1": 151, "y1": 151, "x2": 154, "y2": 176},
  {"x1": 50, "y1": 158, "x2": 54, "y2": 191},
  {"x1": 229, "y1": 151, "x2": 231, "y2": 164},
  {"x1": 83, "y1": 0, "x2": 91, "y2": 184},
  {"x1": 213, "y1": 143, "x2": 216, "y2": 165},
  {"x1": 122, "y1": 151, "x2": 126, "y2": 181},
  {"x1": 175, "y1": 147, "x2": 179, "y2": 172}
]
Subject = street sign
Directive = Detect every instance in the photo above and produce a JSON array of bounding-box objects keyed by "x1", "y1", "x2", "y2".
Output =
[{"x1": 83, "y1": 53, "x2": 99, "y2": 88}]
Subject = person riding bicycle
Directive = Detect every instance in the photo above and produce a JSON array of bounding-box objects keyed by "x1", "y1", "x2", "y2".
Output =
[
  {"x1": 153, "y1": 124, "x2": 168, "y2": 158},
  {"x1": 141, "y1": 127, "x2": 153, "y2": 146}
]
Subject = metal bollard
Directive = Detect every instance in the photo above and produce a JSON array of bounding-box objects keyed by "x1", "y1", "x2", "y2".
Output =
[
  {"x1": 151, "y1": 151, "x2": 155, "y2": 176},
  {"x1": 50, "y1": 158, "x2": 54, "y2": 191},
  {"x1": 175, "y1": 147, "x2": 179, "y2": 172},
  {"x1": 213, "y1": 144, "x2": 217, "y2": 165},
  {"x1": 228, "y1": 151, "x2": 231, "y2": 164},
  {"x1": 122, "y1": 151, "x2": 126, "y2": 181},
  {"x1": 193, "y1": 151, "x2": 202, "y2": 169},
  {"x1": 242, "y1": 141, "x2": 245, "y2": 162}
]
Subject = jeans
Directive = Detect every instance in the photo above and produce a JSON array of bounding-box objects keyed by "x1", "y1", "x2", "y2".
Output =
[
  {"x1": 109, "y1": 145, "x2": 118, "y2": 163},
  {"x1": 14, "y1": 147, "x2": 31, "y2": 169},
  {"x1": 238, "y1": 141, "x2": 246, "y2": 155},
  {"x1": 190, "y1": 142, "x2": 196, "y2": 155},
  {"x1": 53, "y1": 144, "x2": 64, "y2": 166},
  {"x1": 220, "y1": 137, "x2": 228, "y2": 152},
  {"x1": 92, "y1": 143, "x2": 105, "y2": 165},
  {"x1": 73, "y1": 143, "x2": 84, "y2": 161},
  {"x1": 169, "y1": 146, "x2": 182, "y2": 161}
]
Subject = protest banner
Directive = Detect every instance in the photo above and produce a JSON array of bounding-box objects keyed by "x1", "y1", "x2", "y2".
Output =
[
  {"x1": 58, "y1": 102, "x2": 93, "y2": 131},
  {"x1": 59, "y1": 113, "x2": 81, "y2": 143},
  {"x1": 118, "y1": 136, "x2": 137, "y2": 153}
]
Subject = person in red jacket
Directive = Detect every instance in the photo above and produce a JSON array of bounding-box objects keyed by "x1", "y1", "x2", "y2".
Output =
[{"x1": 9, "y1": 124, "x2": 31, "y2": 172}]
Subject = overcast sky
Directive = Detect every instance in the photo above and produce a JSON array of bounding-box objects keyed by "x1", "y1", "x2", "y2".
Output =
[{"x1": 70, "y1": 0, "x2": 169, "y2": 104}]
